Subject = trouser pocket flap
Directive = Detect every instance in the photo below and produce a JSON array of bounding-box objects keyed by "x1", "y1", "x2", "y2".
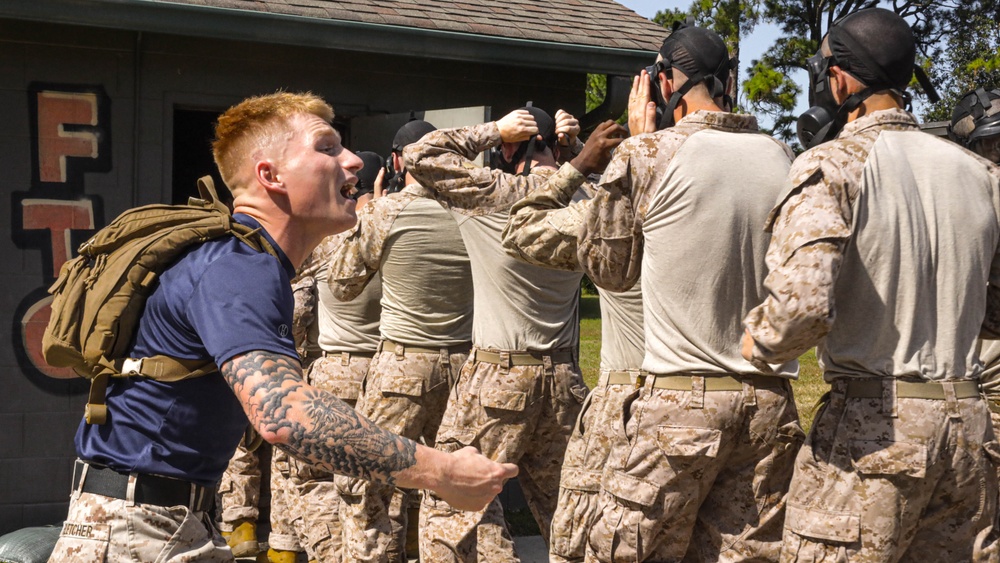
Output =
[
  {"x1": 381, "y1": 377, "x2": 424, "y2": 397},
  {"x1": 602, "y1": 469, "x2": 659, "y2": 507},
  {"x1": 329, "y1": 380, "x2": 362, "y2": 401},
  {"x1": 786, "y1": 502, "x2": 860, "y2": 543},
  {"x1": 480, "y1": 387, "x2": 527, "y2": 411}
]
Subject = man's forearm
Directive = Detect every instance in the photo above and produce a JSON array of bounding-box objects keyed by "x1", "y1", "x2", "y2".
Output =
[{"x1": 223, "y1": 351, "x2": 417, "y2": 485}]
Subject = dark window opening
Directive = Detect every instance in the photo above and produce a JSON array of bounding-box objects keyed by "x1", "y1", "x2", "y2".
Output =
[{"x1": 172, "y1": 108, "x2": 230, "y2": 207}]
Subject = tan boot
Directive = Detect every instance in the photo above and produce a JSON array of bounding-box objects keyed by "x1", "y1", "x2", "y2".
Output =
[
  {"x1": 266, "y1": 548, "x2": 301, "y2": 563},
  {"x1": 226, "y1": 520, "x2": 260, "y2": 557}
]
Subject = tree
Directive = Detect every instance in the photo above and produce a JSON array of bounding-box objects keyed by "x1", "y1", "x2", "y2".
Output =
[
  {"x1": 923, "y1": 0, "x2": 1000, "y2": 121},
  {"x1": 744, "y1": 0, "x2": 998, "y2": 143}
]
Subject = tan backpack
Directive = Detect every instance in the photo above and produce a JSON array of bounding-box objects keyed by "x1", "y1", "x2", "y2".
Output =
[{"x1": 42, "y1": 176, "x2": 277, "y2": 424}]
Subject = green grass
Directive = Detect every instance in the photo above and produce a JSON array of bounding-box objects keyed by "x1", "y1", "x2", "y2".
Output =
[{"x1": 577, "y1": 294, "x2": 830, "y2": 433}]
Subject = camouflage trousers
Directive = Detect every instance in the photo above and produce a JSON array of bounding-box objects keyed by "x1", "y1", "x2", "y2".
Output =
[
  {"x1": 339, "y1": 343, "x2": 468, "y2": 563},
  {"x1": 269, "y1": 448, "x2": 305, "y2": 554},
  {"x1": 272, "y1": 352, "x2": 372, "y2": 561},
  {"x1": 420, "y1": 347, "x2": 588, "y2": 563},
  {"x1": 549, "y1": 369, "x2": 640, "y2": 563},
  {"x1": 781, "y1": 379, "x2": 1000, "y2": 562},
  {"x1": 585, "y1": 373, "x2": 803, "y2": 563},
  {"x1": 49, "y1": 490, "x2": 231, "y2": 562},
  {"x1": 217, "y1": 438, "x2": 263, "y2": 532}
]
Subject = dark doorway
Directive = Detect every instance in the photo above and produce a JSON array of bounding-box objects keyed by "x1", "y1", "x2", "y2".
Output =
[{"x1": 172, "y1": 108, "x2": 230, "y2": 206}]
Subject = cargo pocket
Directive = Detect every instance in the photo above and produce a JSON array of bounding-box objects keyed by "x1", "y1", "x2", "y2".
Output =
[
  {"x1": 380, "y1": 377, "x2": 424, "y2": 398},
  {"x1": 49, "y1": 522, "x2": 110, "y2": 561}
]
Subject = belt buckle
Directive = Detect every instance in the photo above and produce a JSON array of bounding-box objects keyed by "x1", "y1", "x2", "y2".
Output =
[
  {"x1": 635, "y1": 374, "x2": 646, "y2": 389},
  {"x1": 122, "y1": 358, "x2": 143, "y2": 375}
]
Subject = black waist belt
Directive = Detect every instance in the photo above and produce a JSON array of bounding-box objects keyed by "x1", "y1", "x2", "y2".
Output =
[
  {"x1": 73, "y1": 460, "x2": 215, "y2": 512},
  {"x1": 841, "y1": 379, "x2": 981, "y2": 400}
]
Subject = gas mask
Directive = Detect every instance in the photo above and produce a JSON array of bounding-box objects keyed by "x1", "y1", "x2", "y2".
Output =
[
  {"x1": 797, "y1": 10, "x2": 939, "y2": 149},
  {"x1": 645, "y1": 22, "x2": 735, "y2": 131},
  {"x1": 383, "y1": 154, "x2": 406, "y2": 194},
  {"x1": 796, "y1": 52, "x2": 868, "y2": 149}
]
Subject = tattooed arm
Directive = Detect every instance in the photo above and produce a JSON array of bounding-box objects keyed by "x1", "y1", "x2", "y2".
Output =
[{"x1": 222, "y1": 350, "x2": 517, "y2": 509}]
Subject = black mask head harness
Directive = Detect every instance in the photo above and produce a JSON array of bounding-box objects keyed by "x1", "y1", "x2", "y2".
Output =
[
  {"x1": 387, "y1": 119, "x2": 436, "y2": 193},
  {"x1": 797, "y1": 7, "x2": 939, "y2": 149},
  {"x1": 353, "y1": 151, "x2": 384, "y2": 200},
  {"x1": 646, "y1": 21, "x2": 737, "y2": 130},
  {"x1": 495, "y1": 103, "x2": 557, "y2": 176}
]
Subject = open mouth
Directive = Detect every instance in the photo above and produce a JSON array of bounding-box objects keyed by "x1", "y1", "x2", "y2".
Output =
[{"x1": 340, "y1": 182, "x2": 356, "y2": 199}]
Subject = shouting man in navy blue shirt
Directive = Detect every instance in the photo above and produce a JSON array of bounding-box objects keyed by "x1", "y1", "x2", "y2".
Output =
[{"x1": 49, "y1": 92, "x2": 517, "y2": 562}]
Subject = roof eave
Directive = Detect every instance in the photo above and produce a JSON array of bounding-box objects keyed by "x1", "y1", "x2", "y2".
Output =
[{"x1": 1, "y1": 0, "x2": 654, "y2": 75}]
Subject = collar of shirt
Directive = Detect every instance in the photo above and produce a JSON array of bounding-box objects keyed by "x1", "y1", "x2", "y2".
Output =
[
  {"x1": 676, "y1": 110, "x2": 759, "y2": 133},
  {"x1": 401, "y1": 183, "x2": 436, "y2": 198},
  {"x1": 233, "y1": 212, "x2": 295, "y2": 278},
  {"x1": 837, "y1": 107, "x2": 920, "y2": 139}
]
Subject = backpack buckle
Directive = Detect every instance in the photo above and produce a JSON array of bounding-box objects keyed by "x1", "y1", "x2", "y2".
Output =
[{"x1": 122, "y1": 357, "x2": 143, "y2": 376}]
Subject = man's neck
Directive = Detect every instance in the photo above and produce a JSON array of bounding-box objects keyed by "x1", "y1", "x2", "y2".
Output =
[
  {"x1": 673, "y1": 96, "x2": 725, "y2": 123},
  {"x1": 232, "y1": 206, "x2": 319, "y2": 270},
  {"x1": 847, "y1": 91, "x2": 903, "y2": 122}
]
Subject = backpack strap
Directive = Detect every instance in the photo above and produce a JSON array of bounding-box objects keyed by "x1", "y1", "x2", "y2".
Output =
[
  {"x1": 85, "y1": 374, "x2": 110, "y2": 424},
  {"x1": 195, "y1": 175, "x2": 231, "y2": 215},
  {"x1": 84, "y1": 356, "x2": 218, "y2": 424}
]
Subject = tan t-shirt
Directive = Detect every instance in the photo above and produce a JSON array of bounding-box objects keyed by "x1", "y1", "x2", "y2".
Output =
[
  {"x1": 405, "y1": 122, "x2": 586, "y2": 351},
  {"x1": 327, "y1": 185, "x2": 473, "y2": 347}
]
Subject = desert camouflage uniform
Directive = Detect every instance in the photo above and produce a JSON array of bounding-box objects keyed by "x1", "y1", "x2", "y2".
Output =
[
  {"x1": 574, "y1": 111, "x2": 802, "y2": 562},
  {"x1": 404, "y1": 123, "x2": 589, "y2": 563},
  {"x1": 217, "y1": 255, "x2": 330, "y2": 552},
  {"x1": 217, "y1": 438, "x2": 264, "y2": 534},
  {"x1": 329, "y1": 186, "x2": 473, "y2": 563},
  {"x1": 502, "y1": 175, "x2": 645, "y2": 563},
  {"x1": 272, "y1": 230, "x2": 383, "y2": 561},
  {"x1": 49, "y1": 489, "x2": 231, "y2": 562},
  {"x1": 983, "y1": 340, "x2": 1000, "y2": 488},
  {"x1": 745, "y1": 109, "x2": 1000, "y2": 562},
  {"x1": 265, "y1": 265, "x2": 329, "y2": 558}
]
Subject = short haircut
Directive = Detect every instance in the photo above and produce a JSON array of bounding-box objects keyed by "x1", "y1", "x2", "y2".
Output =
[{"x1": 212, "y1": 91, "x2": 334, "y2": 193}]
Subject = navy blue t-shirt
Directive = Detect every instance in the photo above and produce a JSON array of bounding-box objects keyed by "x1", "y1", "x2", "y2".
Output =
[{"x1": 75, "y1": 214, "x2": 298, "y2": 487}]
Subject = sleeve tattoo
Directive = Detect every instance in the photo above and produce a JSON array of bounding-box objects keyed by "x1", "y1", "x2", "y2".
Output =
[{"x1": 222, "y1": 350, "x2": 418, "y2": 485}]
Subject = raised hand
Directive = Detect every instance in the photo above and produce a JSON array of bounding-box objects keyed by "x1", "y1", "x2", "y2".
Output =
[
  {"x1": 629, "y1": 69, "x2": 659, "y2": 135},
  {"x1": 555, "y1": 109, "x2": 581, "y2": 147},
  {"x1": 570, "y1": 120, "x2": 628, "y2": 176},
  {"x1": 496, "y1": 109, "x2": 539, "y2": 144}
]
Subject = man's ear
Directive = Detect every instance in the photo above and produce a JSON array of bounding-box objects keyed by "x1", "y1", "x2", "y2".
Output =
[
  {"x1": 255, "y1": 160, "x2": 286, "y2": 195},
  {"x1": 828, "y1": 65, "x2": 855, "y2": 106},
  {"x1": 659, "y1": 70, "x2": 674, "y2": 100},
  {"x1": 392, "y1": 152, "x2": 403, "y2": 173}
]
